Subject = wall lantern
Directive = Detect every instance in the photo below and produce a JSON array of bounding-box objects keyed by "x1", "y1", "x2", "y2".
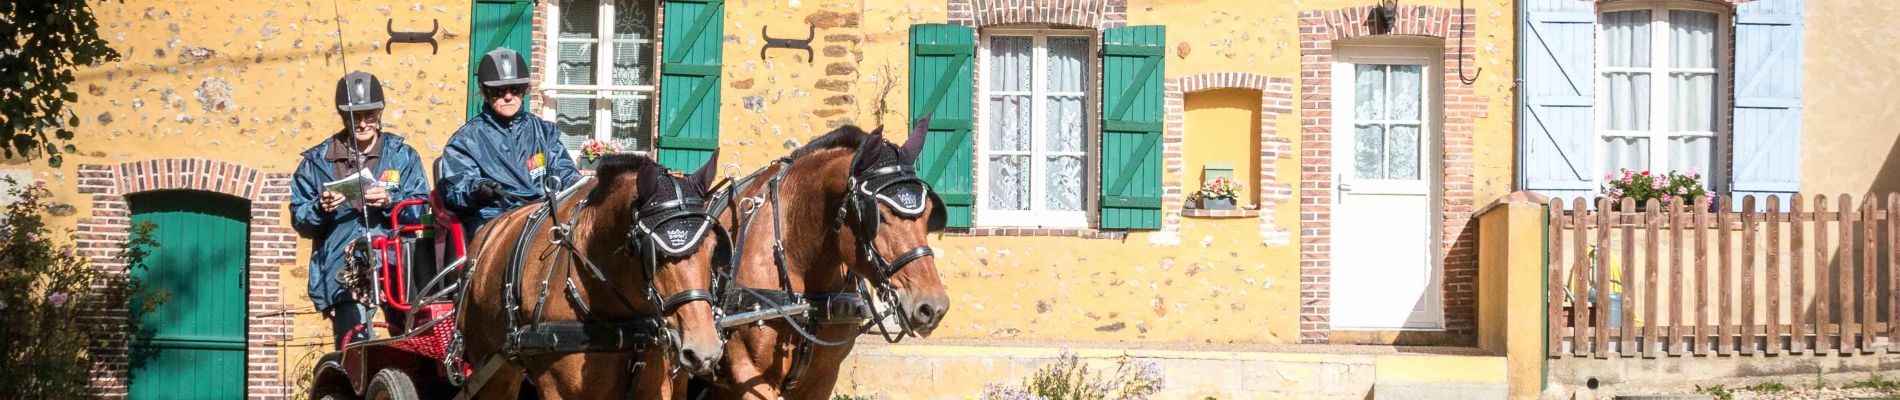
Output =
[{"x1": 1373, "y1": 0, "x2": 1399, "y2": 35}]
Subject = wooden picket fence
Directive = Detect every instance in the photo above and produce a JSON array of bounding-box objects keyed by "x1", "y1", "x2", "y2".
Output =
[{"x1": 1547, "y1": 194, "x2": 1900, "y2": 358}]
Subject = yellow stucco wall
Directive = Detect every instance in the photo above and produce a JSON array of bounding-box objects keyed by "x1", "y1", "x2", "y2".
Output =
[
  {"x1": 17, "y1": 0, "x2": 1518, "y2": 392},
  {"x1": 716, "y1": 0, "x2": 1518, "y2": 344},
  {"x1": 15, "y1": 0, "x2": 479, "y2": 390},
  {"x1": 1801, "y1": 0, "x2": 1900, "y2": 196}
]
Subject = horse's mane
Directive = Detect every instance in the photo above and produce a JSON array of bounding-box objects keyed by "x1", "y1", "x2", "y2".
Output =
[
  {"x1": 587, "y1": 153, "x2": 696, "y2": 206},
  {"x1": 787, "y1": 125, "x2": 905, "y2": 172}
]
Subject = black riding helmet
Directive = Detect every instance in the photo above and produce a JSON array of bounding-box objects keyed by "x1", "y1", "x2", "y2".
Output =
[
  {"x1": 334, "y1": 71, "x2": 386, "y2": 113},
  {"x1": 476, "y1": 47, "x2": 532, "y2": 88}
]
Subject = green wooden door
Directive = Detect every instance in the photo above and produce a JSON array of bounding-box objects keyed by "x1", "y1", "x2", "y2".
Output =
[
  {"x1": 128, "y1": 191, "x2": 250, "y2": 399},
  {"x1": 468, "y1": 0, "x2": 536, "y2": 119}
]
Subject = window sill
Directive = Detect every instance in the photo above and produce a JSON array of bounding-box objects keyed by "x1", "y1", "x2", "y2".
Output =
[
  {"x1": 1181, "y1": 208, "x2": 1261, "y2": 219},
  {"x1": 944, "y1": 227, "x2": 1128, "y2": 240}
]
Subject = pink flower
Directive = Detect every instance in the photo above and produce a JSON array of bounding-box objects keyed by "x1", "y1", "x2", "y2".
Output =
[
  {"x1": 1605, "y1": 173, "x2": 1616, "y2": 181},
  {"x1": 1651, "y1": 180, "x2": 1665, "y2": 190},
  {"x1": 1661, "y1": 194, "x2": 1674, "y2": 204},
  {"x1": 32, "y1": 179, "x2": 45, "y2": 188},
  {"x1": 1622, "y1": 170, "x2": 1633, "y2": 180},
  {"x1": 26, "y1": 233, "x2": 38, "y2": 242},
  {"x1": 61, "y1": 248, "x2": 73, "y2": 258},
  {"x1": 47, "y1": 292, "x2": 68, "y2": 308}
]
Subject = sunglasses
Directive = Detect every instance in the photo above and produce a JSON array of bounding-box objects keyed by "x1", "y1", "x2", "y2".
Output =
[{"x1": 484, "y1": 85, "x2": 528, "y2": 98}]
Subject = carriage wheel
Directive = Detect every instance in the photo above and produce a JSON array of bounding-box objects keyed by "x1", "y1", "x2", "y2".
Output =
[{"x1": 364, "y1": 368, "x2": 420, "y2": 400}]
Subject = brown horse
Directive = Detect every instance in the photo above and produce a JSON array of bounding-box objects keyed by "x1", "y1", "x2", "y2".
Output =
[
  {"x1": 706, "y1": 122, "x2": 952, "y2": 400},
  {"x1": 458, "y1": 153, "x2": 726, "y2": 399}
]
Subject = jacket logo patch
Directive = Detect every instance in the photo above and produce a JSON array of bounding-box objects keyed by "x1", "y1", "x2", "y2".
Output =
[{"x1": 527, "y1": 153, "x2": 547, "y2": 179}]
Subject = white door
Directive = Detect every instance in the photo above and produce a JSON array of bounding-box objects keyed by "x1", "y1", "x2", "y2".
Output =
[{"x1": 1330, "y1": 46, "x2": 1442, "y2": 330}]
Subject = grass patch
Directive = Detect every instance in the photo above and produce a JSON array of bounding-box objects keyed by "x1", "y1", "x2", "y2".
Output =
[
  {"x1": 1695, "y1": 384, "x2": 1734, "y2": 400},
  {"x1": 1743, "y1": 381, "x2": 1789, "y2": 393},
  {"x1": 1846, "y1": 374, "x2": 1900, "y2": 391}
]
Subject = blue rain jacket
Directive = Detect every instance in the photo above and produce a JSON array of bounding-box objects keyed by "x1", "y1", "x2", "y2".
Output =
[
  {"x1": 436, "y1": 108, "x2": 582, "y2": 238},
  {"x1": 290, "y1": 132, "x2": 430, "y2": 311}
]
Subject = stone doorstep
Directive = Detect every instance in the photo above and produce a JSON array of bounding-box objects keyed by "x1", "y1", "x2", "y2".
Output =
[{"x1": 833, "y1": 341, "x2": 1507, "y2": 400}]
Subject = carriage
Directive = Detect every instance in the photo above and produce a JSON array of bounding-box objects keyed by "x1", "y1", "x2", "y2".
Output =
[{"x1": 305, "y1": 123, "x2": 948, "y2": 400}]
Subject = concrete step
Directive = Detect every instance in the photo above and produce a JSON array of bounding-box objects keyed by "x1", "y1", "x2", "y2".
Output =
[{"x1": 1373, "y1": 382, "x2": 1509, "y2": 400}]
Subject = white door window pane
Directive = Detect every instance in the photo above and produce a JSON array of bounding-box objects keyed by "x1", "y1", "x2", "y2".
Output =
[
  {"x1": 1673, "y1": 73, "x2": 1713, "y2": 132},
  {"x1": 1669, "y1": 136, "x2": 1712, "y2": 173},
  {"x1": 553, "y1": 94, "x2": 594, "y2": 151},
  {"x1": 1603, "y1": 10, "x2": 1652, "y2": 68},
  {"x1": 990, "y1": 96, "x2": 1031, "y2": 151},
  {"x1": 1388, "y1": 124, "x2": 1421, "y2": 180},
  {"x1": 1046, "y1": 155, "x2": 1085, "y2": 211},
  {"x1": 610, "y1": 96, "x2": 651, "y2": 152},
  {"x1": 1606, "y1": 73, "x2": 1651, "y2": 131},
  {"x1": 557, "y1": 42, "x2": 597, "y2": 85},
  {"x1": 1046, "y1": 37, "x2": 1089, "y2": 92},
  {"x1": 1603, "y1": 136, "x2": 1650, "y2": 174},
  {"x1": 1354, "y1": 124, "x2": 1386, "y2": 179},
  {"x1": 1354, "y1": 65, "x2": 1386, "y2": 121},
  {"x1": 1045, "y1": 96, "x2": 1085, "y2": 152},
  {"x1": 1671, "y1": 11, "x2": 1717, "y2": 69},
  {"x1": 989, "y1": 37, "x2": 1032, "y2": 92},
  {"x1": 1388, "y1": 65, "x2": 1422, "y2": 121},
  {"x1": 610, "y1": 40, "x2": 649, "y2": 86},
  {"x1": 988, "y1": 156, "x2": 1030, "y2": 211}
]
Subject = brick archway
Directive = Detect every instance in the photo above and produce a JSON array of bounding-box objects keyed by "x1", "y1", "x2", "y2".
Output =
[
  {"x1": 1160, "y1": 73, "x2": 1295, "y2": 246},
  {"x1": 77, "y1": 159, "x2": 294, "y2": 399},
  {"x1": 1297, "y1": 5, "x2": 1488, "y2": 343},
  {"x1": 946, "y1": 0, "x2": 1129, "y2": 29}
]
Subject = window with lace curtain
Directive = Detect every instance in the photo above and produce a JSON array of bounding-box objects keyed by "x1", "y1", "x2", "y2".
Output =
[
  {"x1": 544, "y1": 0, "x2": 656, "y2": 156},
  {"x1": 976, "y1": 30, "x2": 1092, "y2": 228},
  {"x1": 1597, "y1": 1, "x2": 1728, "y2": 181}
]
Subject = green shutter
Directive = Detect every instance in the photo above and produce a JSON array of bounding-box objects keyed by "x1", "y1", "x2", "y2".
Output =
[
  {"x1": 128, "y1": 192, "x2": 250, "y2": 399},
  {"x1": 909, "y1": 24, "x2": 975, "y2": 228},
  {"x1": 468, "y1": 0, "x2": 535, "y2": 119},
  {"x1": 657, "y1": 0, "x2": 724, "y2": 172},
  {"x1": 1099, "y1": 26, "x2": 1165, "y2": 229}
]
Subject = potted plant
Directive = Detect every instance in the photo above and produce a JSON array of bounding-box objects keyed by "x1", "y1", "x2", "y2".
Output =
[
  {"x1": 1191, "y1": 176, "x2": 1243, "y2": 210},
  {"x1": 578, "y1": 138, "x2": 621, "y2": 170},
  {"x1": 1602, "y1": 168, "x2": 1714, "y2": 211}
]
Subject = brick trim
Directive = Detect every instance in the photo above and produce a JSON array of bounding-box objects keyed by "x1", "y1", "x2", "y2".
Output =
[
  {"x1": 1297, "y1": 5, "x2": 1487, "y2": 343},
  {"x1": 78, "y1": 160, "x2": 295, "y2": 399},
  {"x1": 943, "y1": 227, "x2": 1128, "y2": 240},
  {"x1": 946, "y1": 0, "x2": 1128, "y2": 30},
  {"x1": 1161, "y1": 73, "x2": 1295, "y2": 247}
]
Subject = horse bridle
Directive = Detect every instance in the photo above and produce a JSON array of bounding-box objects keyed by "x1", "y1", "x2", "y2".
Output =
[
  {"x1": 836, "y1": 153, "x2": 946, "y2": 342},
  {"x1": 624, "y1": 177, "x2": 726, "y2": 321}
]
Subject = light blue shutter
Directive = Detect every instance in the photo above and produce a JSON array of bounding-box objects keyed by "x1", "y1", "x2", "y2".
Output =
[
  {"x1": 1732, "y1": 0, "x2": 1803, "y2": 209},
  {"x1": 1517, "y1": 0, "x2": 1598, "y2": 201},
  {"x1": 657, "y1": 0, "x2": 724, "y2": 172}
]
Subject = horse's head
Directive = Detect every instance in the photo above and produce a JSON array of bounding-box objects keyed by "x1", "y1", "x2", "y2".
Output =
[
  {"x1": 838, "y1": 118, "x2": 951, "y2": 337},
  {"x1": 592, "y1": 151, "x2": 726, "y2": 376}
]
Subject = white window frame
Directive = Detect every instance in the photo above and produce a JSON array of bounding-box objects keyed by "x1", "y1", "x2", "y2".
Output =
[
  {"x1": 541, "y1": 0, "x2": 657, "y2": 157},
  {"x1": 1594, "y1": 0, "x2": 1731, "y2": 185},
  {"x1": 974, "y1": 29, "x2": 1093, "y2": 229}
]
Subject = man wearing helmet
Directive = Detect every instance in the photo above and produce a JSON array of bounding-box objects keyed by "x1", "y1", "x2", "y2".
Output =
[
  {"x1": 290, "y1": 71, "x2": 431, "y2": 349},
  {"x1": 437, "y1": 47, "x2": 582, "y2": 239}
]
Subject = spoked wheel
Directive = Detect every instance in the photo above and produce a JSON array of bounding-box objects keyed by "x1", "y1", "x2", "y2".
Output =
[{"x1": 365, "y1": 368, "x2": 420, "y2": 400}]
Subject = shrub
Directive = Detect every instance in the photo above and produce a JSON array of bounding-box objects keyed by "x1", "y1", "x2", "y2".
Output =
[
  {"x1": 0, "y1": 178, "x2": 166, "y2": 397},
  {"x1": 982, "y1": 351, "x2": 1165, "y2": 400}
]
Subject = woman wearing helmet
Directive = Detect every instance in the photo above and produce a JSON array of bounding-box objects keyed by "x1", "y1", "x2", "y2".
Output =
[
  {"x1": 436, "y1": 47, "x2": 583, "y2": 239},
  {"x1": 289, "y1": 71, "x2": 431, "y2": 348}
]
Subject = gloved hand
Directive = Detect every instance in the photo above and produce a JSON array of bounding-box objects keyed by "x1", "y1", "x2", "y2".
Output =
[{"x1": 472, "y1": 179, "x2": 507, "y2": 205}]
